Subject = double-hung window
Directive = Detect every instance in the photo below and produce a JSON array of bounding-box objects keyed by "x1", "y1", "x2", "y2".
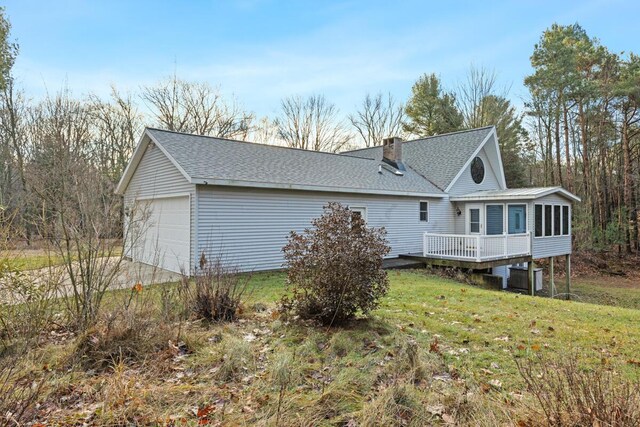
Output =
[{"x1": 419, "y1": 201, "x2": 429, "y2": 222}]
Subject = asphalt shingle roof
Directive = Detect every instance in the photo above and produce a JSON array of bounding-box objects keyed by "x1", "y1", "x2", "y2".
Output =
[
  {"x1": 147, "y1": 128, "x2": 444, "y2": 196},
  {"x1": 344, "y1": 126, "x2": 494, "y2": 190}
]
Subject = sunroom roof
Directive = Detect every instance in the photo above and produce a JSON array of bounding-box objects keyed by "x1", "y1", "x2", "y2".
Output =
[{"x1": 450, "y1": 187, "x2": 581, "y2": 203}]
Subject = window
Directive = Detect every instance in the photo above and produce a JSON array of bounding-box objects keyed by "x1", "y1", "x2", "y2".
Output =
[
  {"x1": 486, "y1": 205, "x2": 504, "y2": 235},
  {"x1": 349, "y1": 207, "x2": 367, "y2": 230},
  {"x1": 508, "y1": 204, "x2": 527, "y2": 234},
  {"x1": 535, "y1": 203, "x2": 571, "y2": 238},
  {"x1": 554, "y1": 205, "x2": 561, "y2": 236},
  {"x1": 535, "y1": 204, "x2": 543, "y2": 237},
  {"x1": 470, "y1": 157, "x2": 485, "y2": 184},
  {"x1": 544, "y1": 205, "x2": 553, "y2": 237},
  {"x1": 469, "y1": 208, "x2": 480, "y2": 233},
  {"x1": 562, "y1": 205, "x2": 569, "y2": 235},
  {"x1": 419, "y1": 201, "x2": 429, "y2": 222}
]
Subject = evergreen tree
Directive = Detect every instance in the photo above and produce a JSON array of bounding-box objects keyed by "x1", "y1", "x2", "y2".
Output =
[{"x1": 403, "y1": 73, "x2": 463, "y2": 137}]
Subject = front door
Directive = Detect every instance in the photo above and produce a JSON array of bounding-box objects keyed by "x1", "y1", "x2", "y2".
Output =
[{"x1": 466, "y1": 204, "x2": 483, "y2": 235}]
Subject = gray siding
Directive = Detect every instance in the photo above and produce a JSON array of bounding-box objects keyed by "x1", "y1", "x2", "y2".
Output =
[
  {"x1": 196, "y1": 186, "x2": 456, "y2": 271},
  {"x1": 123, "y1": 144, "x2": 196, "y2": 274},
  {"x1": 448, "y1": 146, "x2": 502, "y2": 196},
  {"x1": 529, "y1": 194, "x2": 572, "y2": 258}
]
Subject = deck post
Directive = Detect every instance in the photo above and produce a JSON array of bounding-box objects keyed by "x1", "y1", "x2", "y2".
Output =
[
  {"x1": 549, "y1": 257, "x2": 555, "y2": 298},
  {"x1": 565, "y1": 254, "x2": 571, "y2": 300},
  {"x1": 476, "y1": 235, "x2": 481, "y2": 262},
  {"x1": 528, "y1": 259, "x2": 535, "y2": 296}
]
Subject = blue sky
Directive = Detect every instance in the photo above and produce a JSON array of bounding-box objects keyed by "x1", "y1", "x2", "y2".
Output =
[{"x1": 5, "y1": 0, "x2": 639, "y2": 118}]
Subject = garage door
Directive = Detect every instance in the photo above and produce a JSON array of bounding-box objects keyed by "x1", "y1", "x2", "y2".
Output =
[{"x1": 133, "y1": 195, "x2": 190, "y2": 274}]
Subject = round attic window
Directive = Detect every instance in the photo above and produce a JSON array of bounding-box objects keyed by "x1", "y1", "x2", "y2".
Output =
[{"x1": 470, "y1": 157, "x2": 485, "y2": 184}]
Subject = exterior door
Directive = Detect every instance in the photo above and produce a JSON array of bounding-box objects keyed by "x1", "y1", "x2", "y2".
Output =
[
  {"x1": 466, "y1": 204, "x2": 483, "y2": 235},
  {"x1": 508, "y1": 204, "x2": 527, "y2": 234}
]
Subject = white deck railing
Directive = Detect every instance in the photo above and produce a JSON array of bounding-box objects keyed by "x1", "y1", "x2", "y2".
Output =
[{"x1": 423, "y1": 232, "x2": 531, "y2": 262}]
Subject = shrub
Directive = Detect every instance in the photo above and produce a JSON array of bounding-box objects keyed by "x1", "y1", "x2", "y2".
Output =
[
  {"x1": 0, "y1": 259, "x2": 60, "y2": 348},
  {"x1": 516, "y1": 353, "x2": 640, "y2": 426},
  {"x1": 181, "y1": 255, "x2": 250, "y2": 322},
  {"x1": 282, "y1": 202, "x2": 390, "y2": 326},
  {"x1": 0, "y1": 340, "x2": 46, "y2": 427},
  {"x1": 73, "y1": 285, "x2": 178, "y2": 370}
]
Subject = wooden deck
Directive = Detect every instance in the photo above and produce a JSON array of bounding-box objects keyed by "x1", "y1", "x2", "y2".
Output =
[{"x1": 399, "y1": 252, "x2": 532, "y2": 270}]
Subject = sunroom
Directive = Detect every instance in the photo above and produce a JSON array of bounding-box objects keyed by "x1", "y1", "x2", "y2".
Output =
[{"x1": 407, "y1": 187, "x2": 581, "y2": 265}]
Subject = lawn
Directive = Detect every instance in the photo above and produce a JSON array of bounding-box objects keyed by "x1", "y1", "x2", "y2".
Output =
[
  {"x1": 14, "y1": 269, "x2": 640, "y2": 425},
  {"x1": 572, "y1": 275, "x2": 640, "y2": 310}
]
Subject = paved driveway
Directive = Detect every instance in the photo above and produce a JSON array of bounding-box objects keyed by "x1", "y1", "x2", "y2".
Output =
[{"x1": 1, "y1": 260, "x2": 182, "y2": 304}]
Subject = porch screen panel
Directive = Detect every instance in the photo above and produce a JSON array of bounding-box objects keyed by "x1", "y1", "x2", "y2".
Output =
[
  {"x1": 535, "y1": 204, "x2": 543, "y2": 237},
  {"x1": 486, "y1": 205, "x2": 504, "y2": 235},
  {"x1": 544, "y1": 205, "x2": 553, "y2": 236},
  {"x1": 562, "y1": 206, "x2": 569, "y2": 235},
  {"x1": 553, "y1": 205, "x2": 561, "y2": 235}
]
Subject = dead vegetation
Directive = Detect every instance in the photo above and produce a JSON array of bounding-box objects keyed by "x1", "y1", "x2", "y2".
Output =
[{"x1": 517, "y1": 353, "x2": 640, "y2": 426}]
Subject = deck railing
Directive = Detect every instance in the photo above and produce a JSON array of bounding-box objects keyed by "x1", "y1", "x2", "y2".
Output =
[{"x1": 423, "y1": 232, "x2": 531, "y2": 262}]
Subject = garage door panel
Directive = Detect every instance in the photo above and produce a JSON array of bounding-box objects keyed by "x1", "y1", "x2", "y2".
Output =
[{"x1": 133, "y1": 196, "x2": 190, "y2": 274}]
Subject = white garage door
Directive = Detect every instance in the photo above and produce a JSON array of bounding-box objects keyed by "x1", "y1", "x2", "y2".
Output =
[{"x1": 134, "y1": 195, "x2": 190, "y2": 274}]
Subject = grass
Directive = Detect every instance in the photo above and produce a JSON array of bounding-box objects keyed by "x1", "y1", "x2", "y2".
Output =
[
  {"x1": 2, "y1": 246, "x2": 124, "y2": 271},
  {"x1": 572, "y1": 276, "x2": 640, "y2": 310},
  {"x1": 7, "y1": 269, "x2": 640, "y2": 425}
]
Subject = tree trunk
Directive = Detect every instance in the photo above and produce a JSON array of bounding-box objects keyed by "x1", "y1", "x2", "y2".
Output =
[
  {"x1": 555, "y1": 111, "x2": 563, "y2": 187},
  {"x1": 622, "y1": 114, "x2": 636, "y2": 252},
  {"x1": 562, "y1": 102, "x2": 573, "y2": 191}
]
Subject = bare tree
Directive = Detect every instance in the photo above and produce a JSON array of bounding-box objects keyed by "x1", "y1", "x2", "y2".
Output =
[
  {"x1": 28, "y1": 89, "x2": 126, "y2": 330},
  {"x1": 0, "y1": 78, "x2": 30, "y2": 239},
  {"x1": 88, "y1": 87, "x2": 143, "y2": 181},
  {"x1": 456, "y1": 65, "x2": 507, "y2": 128},
  {"x1": 349, "y1": 92, "x2": 405, "y2": 147},
  {"x1": 141, "y1": 75, "x2": 254, "y2": 139},
  {"x1": 249, "y1": 116, "x2": 284, "y2": 146},
  {"x1": 276, "y1": 94, "x2": 351, "y2": 152}
]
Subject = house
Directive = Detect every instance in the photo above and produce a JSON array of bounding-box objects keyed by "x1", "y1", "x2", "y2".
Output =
[{"x1": 115, "y1": 126, "x2": 579, "y2": 294}]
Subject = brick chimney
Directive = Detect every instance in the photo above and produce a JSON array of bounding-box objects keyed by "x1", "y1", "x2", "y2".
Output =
[{"x1": 382, "y1": 137, "x2": 405, "y2": 171}]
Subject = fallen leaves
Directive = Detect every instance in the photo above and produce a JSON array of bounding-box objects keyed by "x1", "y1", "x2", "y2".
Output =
[{"x1": 429, "y1": 337, "x2": 440, "y2": 354}]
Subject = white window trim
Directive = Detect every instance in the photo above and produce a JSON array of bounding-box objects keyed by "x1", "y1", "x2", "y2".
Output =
[
  {"x1": 419, "y1": 200, "x2": 429, "y2": 222},
  {"x1": 349, "y1": 206, "x2": 368, "y2": 222},
  {"x1": 534, "y1": 202, "x2": 571, "y2": 239}
]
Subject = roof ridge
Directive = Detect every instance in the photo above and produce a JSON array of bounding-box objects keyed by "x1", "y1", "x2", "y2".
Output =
[
  {"x1": 146, "y1": 127, "x2": 373, "y2": 160},
  {"x1": 343, "y1": 126, "x2": 495, "y2": 153}
]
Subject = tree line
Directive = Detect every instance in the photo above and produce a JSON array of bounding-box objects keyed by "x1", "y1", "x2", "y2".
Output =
[{"x1": 0, "y1": 9, "x2": 637, "y2": 252}]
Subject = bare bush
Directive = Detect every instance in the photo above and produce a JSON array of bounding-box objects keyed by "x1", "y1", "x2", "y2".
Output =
[
  {"x1": 0, "y1": 349, "x2": 44, "y2": 427},
  {"x1": 181, "y1": 254, "x2": 250, "y2": 322},
  {"x1": 282, "y1": 202, "x2": 390, "y2": 326},
  {"x1": 516, "y1": 353, "x2": 640, "y2": 426},
  {"x1": 73, "y1": 284, "x2": 178, "y2": 370},
  {"x1": 0, "y1": 262, "x2": 60, "y2": 348}
]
